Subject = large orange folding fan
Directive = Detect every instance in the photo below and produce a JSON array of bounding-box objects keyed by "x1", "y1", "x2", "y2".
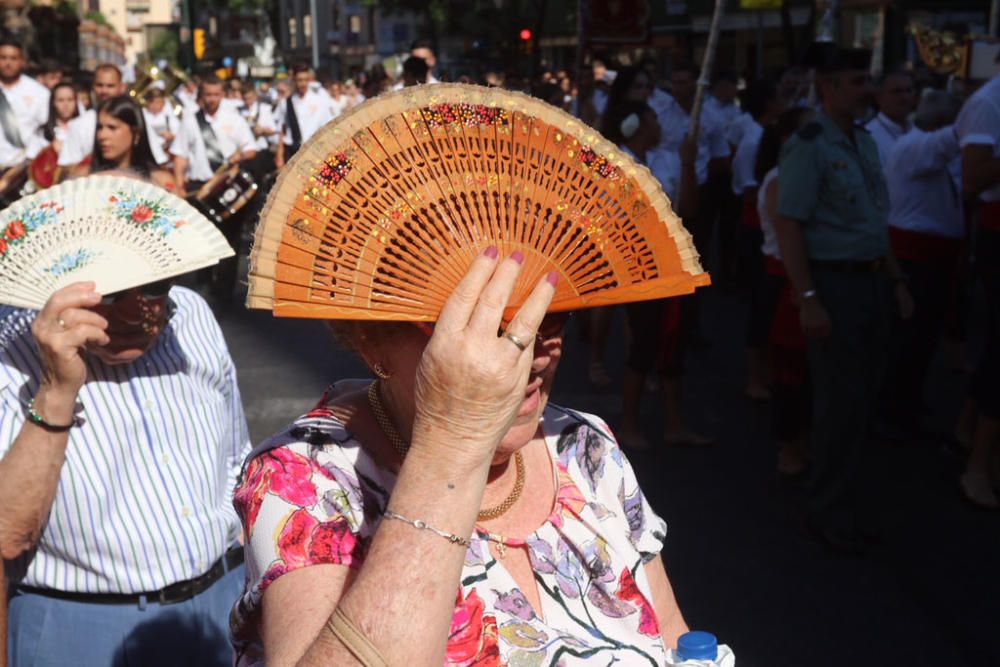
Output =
[{"x1": 249, "y1": 84, "x2": 710, "y2": 320}]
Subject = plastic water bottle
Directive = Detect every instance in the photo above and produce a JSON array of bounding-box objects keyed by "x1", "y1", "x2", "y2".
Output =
[
  {"x1": 665, "y1": 630, "x2": 736, "y2": 667},
  {"x1": 677, "y1": 631, "x2": 718, "y2": 661}
]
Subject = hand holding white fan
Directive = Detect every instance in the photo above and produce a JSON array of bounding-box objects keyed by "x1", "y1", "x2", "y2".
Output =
[{"x1": 0, "y1": 175, "x2": 234, "y2": 310}]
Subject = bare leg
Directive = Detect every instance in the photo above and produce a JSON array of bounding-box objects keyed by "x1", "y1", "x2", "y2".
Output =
[
  {"x1": 961, "y1": 414, "x2": 1000, "y2": 508},
  {"x1": 745, "y1": 346, "x2": 772, "y2": 400},
  {"x1": 589, "y1": 307, "x2": 614, "y2": 388},
  {"x1": 618, "y1": 368, "x2": 650, "y2": 449},
  {"x1": 663, "y1": 376, "x2": 714, "y2": 446}
]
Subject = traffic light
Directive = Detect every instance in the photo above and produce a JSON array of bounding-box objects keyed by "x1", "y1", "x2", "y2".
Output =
[
  {"x1": 193, "y1": 28, "x2": 206, "y2": 60},
  {"x1": 519, "y1": 28, "x2": 533, "y2": 42}
]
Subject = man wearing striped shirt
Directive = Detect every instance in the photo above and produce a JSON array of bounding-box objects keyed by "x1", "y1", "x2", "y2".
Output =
[{"x1": 0, "y1": 281, "x2": 250, "y2": 665}]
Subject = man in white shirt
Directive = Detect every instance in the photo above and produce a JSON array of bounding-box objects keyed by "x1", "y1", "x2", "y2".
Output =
[
  {"x1": 170, "y1": 74, "x2": 257, "y2": 299},
  {"x1": 704, "y1": 72, "x2": 743, "y2": 143},
  {"x1": 881, "y1": 90, "x2": 963, "y2": 439},
  {"x1": 59, "y1": 64, "x2": 167, "y2": 172},
  {"x1": 274, "y1": 64, "x2": 333, "y2": 168},
  {"x1": 241, "y1": 85, "x2": 277, "y2": 153},
  {"x1": 392, "y1": 40, "x2": 441, "y2": 91},
  {"x1": 865, "y1": 70, "x2": 915, "y2": 166},
  {"x1": 142, "y1": 87, "x2": 177, "y2": 159},
  {"x1": 0, "y1": 37, "x2": 50, "y2": 170},
  {"x1": 954, "y1": 73, "x2": 1000, "y2": 508},
  {"x1": 657, "y1": 64, "x2": 730, "y2": 188}
]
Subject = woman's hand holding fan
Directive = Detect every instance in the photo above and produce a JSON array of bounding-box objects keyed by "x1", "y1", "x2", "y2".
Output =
[{"x1": 412, "y1": 248, "x2": 557, "y2": 470}]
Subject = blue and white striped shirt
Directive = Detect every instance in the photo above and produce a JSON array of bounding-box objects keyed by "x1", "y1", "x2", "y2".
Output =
[{"x1": 0, "y1": 287, "x2": 251, "y2": 593}]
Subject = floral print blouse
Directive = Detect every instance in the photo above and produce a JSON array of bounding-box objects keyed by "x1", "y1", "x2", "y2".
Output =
[{"x1": 231, "y1": 397, "x2": 669, "y2": 666}]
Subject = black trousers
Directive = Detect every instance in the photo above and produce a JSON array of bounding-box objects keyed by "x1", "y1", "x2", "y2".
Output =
[
  {"x1": 884, "y1": 258, "x2": 956, "y2": 425},
  {"x1": 972, "y1": 227, "x2": 1000, "y2": 418},
  {"x1": 806, "y1": 267, "x2": 891, "y2": 528}
]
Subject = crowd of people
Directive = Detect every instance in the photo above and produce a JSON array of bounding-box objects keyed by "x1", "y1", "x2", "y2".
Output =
[{"x1": 0, "y1": 28, "x2": 997, "y2": 666}]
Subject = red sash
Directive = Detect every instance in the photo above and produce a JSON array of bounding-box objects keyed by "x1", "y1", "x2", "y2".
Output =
[
  {"x1": 888, "y1": 226, "x2": 962, "y2": 266},
  {"x1": 981, "y1": 201, "x2": 1000, "y2": 231},
  {"x1": 740, "y1": 191, "x2": 761, "y2": 229}
]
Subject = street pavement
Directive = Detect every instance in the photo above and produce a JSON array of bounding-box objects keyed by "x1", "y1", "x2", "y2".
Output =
[{"x1": 214, "y1": 282, "x2": 999, "y2": 667}]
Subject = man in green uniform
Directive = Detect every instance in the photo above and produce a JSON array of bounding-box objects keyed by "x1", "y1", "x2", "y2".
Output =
[{"x1": 775, "y1": 47, "x2": 913, "y2": 554}]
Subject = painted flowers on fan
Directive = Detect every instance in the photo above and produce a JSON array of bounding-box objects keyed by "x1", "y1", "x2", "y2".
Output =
[
  {"x1": 42, "y1": 249, "x2": 99, "y2": 277},
  {"x1": 109, "y1": 192, "x2": 182, "y2": 236},
  {"x1": 0, "y1": 201, "x2": 62, "y2": 258}
]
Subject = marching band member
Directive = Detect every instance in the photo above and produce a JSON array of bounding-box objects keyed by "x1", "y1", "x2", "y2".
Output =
[
  {"x1": 864, "y1": 70, "x2": 916, "y2": 167},
  {"x1": 42, "y1": 81, "x2": 79, "y2": 155},
  {"x1": 58, "y1": 64, "x2": 126, "y2": 174},
  {"x1": 240, "y1": 85, "x2": 277, "y2": 156},
  {"x1": 169, "y1": 74, "x2": 256, "y2": 299},
  {"x1": 0, "y1": 37, "x2": 50, "y2": 171},
  {"x1": 274, "y1": 64, "x2": 333, "y2": 169},
  {"x1": 141, "y1": 87, "x2": 178, "y2": 161},
  {"x1": 92, "y1": 95, "x2": 177, "y2": 192}
]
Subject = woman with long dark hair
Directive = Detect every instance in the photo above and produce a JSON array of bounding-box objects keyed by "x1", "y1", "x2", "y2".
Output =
[
  {"x1": 89, "y1": 95, "x2": 176, "y2": 191},
  {"x1": 42, "y1": 82, "x2": 78, "y2": 153}
]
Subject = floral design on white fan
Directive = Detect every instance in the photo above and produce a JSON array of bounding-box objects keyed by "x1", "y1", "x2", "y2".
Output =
[
  {"x1": 108, "y1": 192, "x2": 186, "y2": 237},
  {"x1": 42, "y1": 248, "x2": 100, "y2": 277},
  {"x1": 0, "y1": 201, "x2": 62, "y2": 258}
]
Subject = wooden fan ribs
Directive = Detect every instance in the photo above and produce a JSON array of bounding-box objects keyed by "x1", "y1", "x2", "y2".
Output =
[{"x1": 249, "y1": 84, "x2": 709, "y2": 319}]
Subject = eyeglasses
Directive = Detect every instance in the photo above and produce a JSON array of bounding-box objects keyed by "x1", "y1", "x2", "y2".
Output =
[
  {"x1": 100, "y1": 279, "x2": 173, "y2": 305},
  {"x1": 417, "y1": 311, "x2": 573, "y2": 342}
]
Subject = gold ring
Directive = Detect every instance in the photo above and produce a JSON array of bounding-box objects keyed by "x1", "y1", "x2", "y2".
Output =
[{"x1": 502, "y1": 330, "x2": 527, "y2": 351}]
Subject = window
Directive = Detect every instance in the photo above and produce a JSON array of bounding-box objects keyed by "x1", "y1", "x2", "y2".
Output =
[
  {"x1": 349, "y1": 15, "x2": 361, "y2": 34},
  {"x1": 289, "y1": 18, "x2": 298, "y2": 49}
]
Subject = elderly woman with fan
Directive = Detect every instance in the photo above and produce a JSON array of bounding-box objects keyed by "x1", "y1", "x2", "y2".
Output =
[{"x1": 232, "y1": 85, "x2": 715, "y2": 666}]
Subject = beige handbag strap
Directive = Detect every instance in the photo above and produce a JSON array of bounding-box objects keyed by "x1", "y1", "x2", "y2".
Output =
[{"x1": 326, "y1": 606, "x2": 388, "y2": 667}]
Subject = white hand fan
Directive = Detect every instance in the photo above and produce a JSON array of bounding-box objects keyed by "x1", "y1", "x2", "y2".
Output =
[{"x1": 0, "y1": 175, "x2": 234, "y2": 309}]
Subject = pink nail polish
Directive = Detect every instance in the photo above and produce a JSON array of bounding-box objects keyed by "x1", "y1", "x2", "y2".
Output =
[
  {"x1": 483, "y1": 245, "x2": 499, "y2": 259},
  {"x1": 546, "y1": 271, "x2": 559, "y2": 286},
  {"x1": 511, "y1": 251, "x2": 525, "y2": 264}
]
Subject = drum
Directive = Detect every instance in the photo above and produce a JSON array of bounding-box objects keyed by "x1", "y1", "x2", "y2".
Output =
[
  {"x1": 192, "y1": 166, "x2": 258, "y2": 225},
  {"x1": 29, "y1": 145, "x2": 59, "y2": 190}
]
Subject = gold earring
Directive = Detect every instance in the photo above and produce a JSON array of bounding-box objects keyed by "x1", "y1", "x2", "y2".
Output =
[{"x1": 373, "y1": 362, "x2": 392, "y2": 380}]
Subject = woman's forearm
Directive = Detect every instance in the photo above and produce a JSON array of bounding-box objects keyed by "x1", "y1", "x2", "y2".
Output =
[{"x1": 298, "y1": 441, "x2": 492, "y2": 667}]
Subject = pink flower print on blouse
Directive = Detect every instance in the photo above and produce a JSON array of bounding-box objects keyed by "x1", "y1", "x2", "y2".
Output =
[
  {"x1": 614, "y1": 568, "x2": 661, "y2": 638},
  {"x1": 447, "y1": 589, "x2": 504, "y2": 666},
  {"x1": 277, "y1": 508, "x2": 359, "y2": 569},
  {"x1": 234, "y1": 448, "x2": 335, "y2": 536}
]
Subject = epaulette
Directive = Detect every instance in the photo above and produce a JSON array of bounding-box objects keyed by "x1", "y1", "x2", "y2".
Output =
[{"x1": 797, "y1": 122, "x2": 822, "y2": 141}]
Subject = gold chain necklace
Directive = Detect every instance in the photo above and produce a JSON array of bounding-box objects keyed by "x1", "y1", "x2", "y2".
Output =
[{"x1": 367, "y1": 381, "x2": 525, "y2": 522}]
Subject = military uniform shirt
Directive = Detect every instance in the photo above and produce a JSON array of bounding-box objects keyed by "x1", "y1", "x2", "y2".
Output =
[{"x1": 777, "y1": 111, "x2": 889, "y2": 261}]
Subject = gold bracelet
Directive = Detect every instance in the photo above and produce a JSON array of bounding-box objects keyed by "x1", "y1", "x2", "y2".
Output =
[{"x1": 382, "y1": 510, "x2": 470, "y2": 547}]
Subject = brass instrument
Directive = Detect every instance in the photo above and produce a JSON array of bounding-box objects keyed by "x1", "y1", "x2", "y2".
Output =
[
  {"x1": 910, "y1": 24, "x2": 968, "y2": 76},
  {"x1": 909, "y1": 24, "x2": 1000, "y2": 80},
  {"x1": 128, "y1": 62, "x2": 191, "y2": 117}
]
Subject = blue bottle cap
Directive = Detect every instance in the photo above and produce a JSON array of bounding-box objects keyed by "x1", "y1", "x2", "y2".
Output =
[{"x1": 677, "y1": 630, "x2": 718, "y2": 661}]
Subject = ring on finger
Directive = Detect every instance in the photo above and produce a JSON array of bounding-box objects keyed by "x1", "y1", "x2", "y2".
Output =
[
  {"x1": 57, "y1": 317, "x2": 67, "y2": 330},
  {"x1": 502, "y1": 330, "x2": 528, "y2": 352}
]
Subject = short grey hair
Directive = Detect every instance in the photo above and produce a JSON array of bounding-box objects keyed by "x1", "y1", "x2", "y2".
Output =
[{"x1": 914, "y1": 89, "x2": 960, "y2": 130}]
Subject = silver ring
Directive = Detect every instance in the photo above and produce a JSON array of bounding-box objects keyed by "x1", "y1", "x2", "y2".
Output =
[
  {"x1": 57, "y1": 318, "x2": 66, "y2": 330},
  {"x1": 502, "y1": 330, "x2": 527, "y2": 352}
]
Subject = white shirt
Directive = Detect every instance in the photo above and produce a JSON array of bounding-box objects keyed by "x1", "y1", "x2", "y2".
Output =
[
  {"x1": 60, "y1": 108, "x2": 169, "y2": 167},
  {"x1": 731, "y1": 120, "x2": 763, "y2": 195},
  {"x1": 280, "y1": 89, "x2": 334, "y2": 145},
  {"x1": 886, "y1": 126, "x2": 964, "y2": 239},
  {"x1": 170, "y1": 105, "x2": 255, "y2": 181},
  {"x1": 329, "y1": 94, "x2": 348, "y2": 119},
  {"x1": 865, "y1": 111, "x2": 910, "y2": 167},
  {"x1": 655, "y1": 93, "x2": 730, "y2": 185},
  {"x1": 241, "y1": 100, "x2": 277, "y2": 151},
  {"x1": 955, "y1": 75, "x2": 1000, "y2": 202},
  {"x1": 0, "y1": 75, "x2": 50, "y2": 166},
  {"x1": 758, "y1": 167, "x2": 781, "y2": 259},
  {"x1": 727, "y1": 111, "x2": 756, "y2": 148},
  {"x1": 143, "y1": 107, "x2": 178, "y2": 161},
  {"x1": 391, "y1": 73, "x2": 440, "y2": 91},
  {"x1": 621, "y1": 145, "x2": 682, "y2": 204},
  {"x1": 0, "y1": 288, "x2": 250, "y2": 593},
  {"x1": 704, "y1": 94, "x2": 742, "y2": 136}
]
